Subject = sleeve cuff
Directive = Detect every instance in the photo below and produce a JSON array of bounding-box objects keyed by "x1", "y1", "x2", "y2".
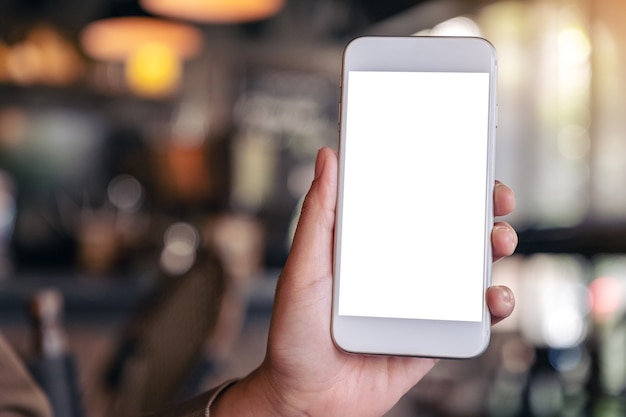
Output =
[{"x1": 204, "y1": 379, "x2": 239, "y2": 417}]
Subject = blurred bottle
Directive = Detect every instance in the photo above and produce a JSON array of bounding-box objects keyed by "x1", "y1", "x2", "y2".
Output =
[
  {"x1": 0, "y1": 170, "x2": 16, "y2": 279},
  {"x1": 28, "y1": 289, "x2": 83, "y2": 417}
]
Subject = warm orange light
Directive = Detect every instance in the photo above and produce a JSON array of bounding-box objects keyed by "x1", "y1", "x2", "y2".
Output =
[
  {"x1": 125, "y1": 42, "x2": 181, "y2": 97},
  {"x1": 0, "y1": 42, "x2": 10, "y2": 82},
  {"x1": 1, "y1": 26, "x2": 84, "y2": 86},
  {"x1": 140, "y1": 0, "x2": 285, "y2": 23},
  {"x1": 80, "y1": 17, "x2": 203, "y2": 61}
]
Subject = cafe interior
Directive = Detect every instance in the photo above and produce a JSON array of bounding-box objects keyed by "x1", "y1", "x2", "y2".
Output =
[{"x1": 2, "y1": 0, "x2": 626, "y2": 416}]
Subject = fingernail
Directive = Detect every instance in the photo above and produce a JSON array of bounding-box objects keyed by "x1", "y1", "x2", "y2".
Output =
[
  {"x1": 508, "y1": 227, "x2": 519, "y2": 249},
  {"x1": 491, "y1": 285, "x2": 513, "y2": 306},
  {"x1": 494, "y1": 224, "x2": 509, "y2": 237},
  {"x1": 499, "y1": 286, "x2": 512, "y2": 304},
  {"x1": 496, "y1": 224, "x2": 517, "y2": 248},
  {"x1": 314, "y1": 148, "x2": 325, "y2": 179}
]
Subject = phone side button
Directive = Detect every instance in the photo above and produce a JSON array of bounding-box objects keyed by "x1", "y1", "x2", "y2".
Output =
[
  {"x1": 337, "y1": 101, "x2": 341, "y2": 125},
  {"x1": 495, "y1": 104, "x2": 498, "y2": 129}
]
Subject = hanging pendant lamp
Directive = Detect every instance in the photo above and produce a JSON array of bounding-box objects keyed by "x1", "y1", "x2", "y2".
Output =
[
  {"x1": 80, "y1": 16, "x2": 203, "y2": 62},
  {"x1": 139, "y1": 0, "x2": 285, "y2": 24},
  {"x1": 80, "y1": 17, "x2": 204, "y2": 97}
]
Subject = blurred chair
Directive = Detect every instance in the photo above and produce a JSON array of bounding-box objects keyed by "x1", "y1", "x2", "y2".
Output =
[{"x1": 103, "y1": 251, "x2": 226, "y2": 416}]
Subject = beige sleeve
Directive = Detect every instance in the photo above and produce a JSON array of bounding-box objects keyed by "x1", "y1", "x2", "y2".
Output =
[{"x1": 0, "y1": 333, "x2": 53, "y2": 417}]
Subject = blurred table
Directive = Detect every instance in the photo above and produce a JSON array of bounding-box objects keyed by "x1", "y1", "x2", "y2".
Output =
[{"x1": 0, "y1": 269, "x2": 279, "y2": 325}]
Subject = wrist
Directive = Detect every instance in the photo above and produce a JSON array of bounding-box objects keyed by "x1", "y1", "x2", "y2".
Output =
[{"x1": 210, "y1": 365, "x2": 306, "y2": 417}]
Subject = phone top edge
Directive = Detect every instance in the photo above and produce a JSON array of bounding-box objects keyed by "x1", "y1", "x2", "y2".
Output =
[
  {"x1": 344, "y1": 35, "x2": 497, "y2": 51},
  {"x1": 342, "y1": 36, "x2": 497, "y2": 74}
]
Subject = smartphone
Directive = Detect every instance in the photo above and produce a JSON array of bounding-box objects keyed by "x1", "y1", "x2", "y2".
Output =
[{"x1": 332, "y1": 36, "x2": 498, "y2": 358}]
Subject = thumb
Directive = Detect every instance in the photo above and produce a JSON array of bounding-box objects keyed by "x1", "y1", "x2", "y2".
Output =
[
  {"x1": 283, "y1": 147, "x2": 338, "y2": 285},
  {"x1": 268, "y1": 147, "x2": 338, "y2": 348}
]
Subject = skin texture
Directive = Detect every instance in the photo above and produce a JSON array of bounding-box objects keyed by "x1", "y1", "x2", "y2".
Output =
[{"x1": 212, "y1": 147, "x2": 518, "y2": 417}]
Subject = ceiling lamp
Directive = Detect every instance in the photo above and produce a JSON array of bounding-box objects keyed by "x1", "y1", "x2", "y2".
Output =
[
  {"x1": 140, "y1": 0, "x2": 285, "y2": 24},
  {"x1": 80, "y1": 17, "x2": 203, "y2": 62},
  {"x1": 80, "y1": 17, "x2": 204, "y2": 97}
]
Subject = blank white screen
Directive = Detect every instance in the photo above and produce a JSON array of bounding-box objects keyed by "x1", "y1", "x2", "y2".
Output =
[{"x1": 337, "y1": 71, "x2": 490, "y2": 322}]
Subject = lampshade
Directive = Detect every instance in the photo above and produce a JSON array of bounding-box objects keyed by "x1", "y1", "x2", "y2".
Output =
[
  {"x1": 140, "y1": 0, "x2": 285, "y2": 23},
  {"x1": 80, "y1": 17, "x2": 203, "y2": 61}
]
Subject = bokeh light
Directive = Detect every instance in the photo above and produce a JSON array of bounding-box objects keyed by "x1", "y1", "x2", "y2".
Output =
[
  {"x1": 125, "y1": 42, "x2": 181, "y2": 97},
  {"x1": 160, "y1": 222, "x2": 199, "y2": 276}
]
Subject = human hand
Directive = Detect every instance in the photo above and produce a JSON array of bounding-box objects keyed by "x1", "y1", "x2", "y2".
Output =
[{"x1": 211, "y1": 147, "x2": 518, "y2": 417}]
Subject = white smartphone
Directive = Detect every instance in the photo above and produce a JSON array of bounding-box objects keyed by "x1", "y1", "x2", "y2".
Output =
[{"x1": 332, "y1": 36, "x2": 498, "y2": 358}]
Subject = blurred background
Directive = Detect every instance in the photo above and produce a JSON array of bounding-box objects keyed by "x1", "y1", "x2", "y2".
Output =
[{"x1": 2, "y1": 0, "x2": 626, "y2": 416}]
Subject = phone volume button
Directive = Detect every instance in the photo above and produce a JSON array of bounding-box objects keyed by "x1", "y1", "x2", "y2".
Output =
[
  {"x1": 495, "y1": 104, "x2": 498, "y2": 129},
  {"x1": 337, "y1": 101, "x2": 342, "y2": 125}
]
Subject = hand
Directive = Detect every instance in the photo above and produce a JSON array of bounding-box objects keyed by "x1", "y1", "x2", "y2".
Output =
[{"x1": 212, "y1": 147, "x2": 518, "y2": 417}]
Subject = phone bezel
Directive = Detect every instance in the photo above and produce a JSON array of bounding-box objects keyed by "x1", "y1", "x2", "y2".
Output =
[{"x1": 332, "y1": 36, "x2": 498, "y2": 359}]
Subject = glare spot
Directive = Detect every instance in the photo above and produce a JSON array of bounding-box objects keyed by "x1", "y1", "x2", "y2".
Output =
[
  {"x1": 160, "y1": 222, "x2": 199, "y2": 275},
  {"x1": 558, "y1": 27, "x2": 591, "y2": 65},
  {"x1": 431, "y1": 17, "x2": 482, "y2": 37},
  {"x1": 108, "y1": 174, "x2": 144, "y2": 212},
  {"x1": 542, "y1": 308, "x2": 584, "y2": 348}
]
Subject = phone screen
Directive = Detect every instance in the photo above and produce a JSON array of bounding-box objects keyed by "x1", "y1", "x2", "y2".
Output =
[{"x1": 337, "y1": 70, "x2": 491, "y2": 323}]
